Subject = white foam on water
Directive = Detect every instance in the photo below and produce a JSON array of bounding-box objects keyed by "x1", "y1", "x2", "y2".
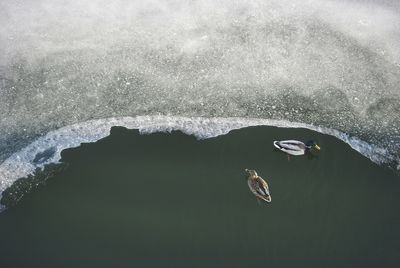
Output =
[
  {"x1": 1, "y1": 0, "x2": 400, "y2": 191},
  {"x1": 0, "y1": 115, "x2": 397, "y2": 211}
]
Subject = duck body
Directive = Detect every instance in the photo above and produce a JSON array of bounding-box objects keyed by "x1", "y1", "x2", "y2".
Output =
[
  {"x1": 273, "y1": 140, "x2": 320, "y2": 156},
  {"x1": 245, "y1": 169, "x2": 271, "y2": 203}
]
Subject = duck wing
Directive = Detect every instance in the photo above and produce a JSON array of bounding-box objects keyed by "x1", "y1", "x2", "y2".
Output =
[
  {"x1": 255, "y1": 178, "x2": 269, "y2": 196},
  {"x1": 248, "y1": 177, "x2": 269, "y2": 196},
  {"x1": 274, "y1": 140, "x2": 306, "y2": 155}
]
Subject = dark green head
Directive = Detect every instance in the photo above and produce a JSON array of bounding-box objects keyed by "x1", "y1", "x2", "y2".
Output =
[{"x1": 305, "y1": 140, "x2": 321, "y2": 150}]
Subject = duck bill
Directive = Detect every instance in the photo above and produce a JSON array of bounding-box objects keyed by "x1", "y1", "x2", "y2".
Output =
[{"x1": 314, "y1": 144, "x2": 321, "y2": 150}]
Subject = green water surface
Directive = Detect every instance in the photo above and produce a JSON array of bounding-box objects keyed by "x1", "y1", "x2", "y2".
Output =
[{"x1": 0, "y1": 126, "x2": 399, "y2": 267}]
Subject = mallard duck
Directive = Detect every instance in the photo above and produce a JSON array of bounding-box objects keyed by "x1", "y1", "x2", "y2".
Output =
[
  {"x1": 273, "y1": 140, "x2": 320, "y2": 156},
  {"x1": 245, "y1": 169, "x2": 271, "y2": 203}
]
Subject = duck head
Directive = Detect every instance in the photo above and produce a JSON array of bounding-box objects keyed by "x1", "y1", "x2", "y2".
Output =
[
  {"x1": 305, "y1": 140, "x2": 321, "y2": 150},
  {"x1": 245, "y1": 169, "x2": 258, "y2": 177}
]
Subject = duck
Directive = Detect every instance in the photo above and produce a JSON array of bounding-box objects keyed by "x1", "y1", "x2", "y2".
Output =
[
  {"x1": 245, "y1": 169, "x2": 271, "y2": 203},
  {"x1": 273, "y1": 140, "x2": 320, "y2": 157}
]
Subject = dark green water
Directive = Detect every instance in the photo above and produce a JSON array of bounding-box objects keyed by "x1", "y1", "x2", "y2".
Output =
[{"x1": 0, "y1": 126, "x2": 399, "y2": 267}]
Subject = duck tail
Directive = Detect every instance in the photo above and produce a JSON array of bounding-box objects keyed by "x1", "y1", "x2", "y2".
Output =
[{"x1": 273, "y1": 141, "x2": 281, "y2": 149}]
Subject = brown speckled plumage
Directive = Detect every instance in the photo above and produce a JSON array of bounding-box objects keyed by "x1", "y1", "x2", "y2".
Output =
[{"x1": 245, "y1": 169, "x2": 271, "y2": 203}]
